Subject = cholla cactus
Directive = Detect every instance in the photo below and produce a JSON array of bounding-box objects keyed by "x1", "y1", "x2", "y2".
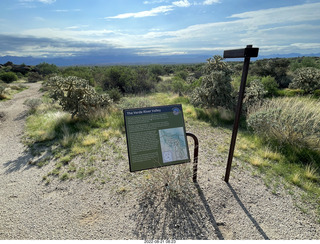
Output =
[
  {"x1": 45, "y1": 76, "x2": 111, "y2": 119},
  {"x1": 244, "y1": 79, "x2": 267, "y2": 114},
  {"x1": 191, "y1": 56, "x2": 233, "y2": 110},
  {"x1": 289, "y1": 67, "x2": 320, "y2": 93}
]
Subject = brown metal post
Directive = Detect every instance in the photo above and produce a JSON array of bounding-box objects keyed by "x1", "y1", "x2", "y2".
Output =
[
  {"x1": 224, "y1": 45, "x2": 258, "y2": 183},
  {"x1": 186, "y1": 132, "x2": 199, "y2": 183}
]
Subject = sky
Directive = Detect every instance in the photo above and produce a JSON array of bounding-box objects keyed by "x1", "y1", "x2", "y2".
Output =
[{"x1": 1, "y1": 0, "x2": 320, "y2": 64}]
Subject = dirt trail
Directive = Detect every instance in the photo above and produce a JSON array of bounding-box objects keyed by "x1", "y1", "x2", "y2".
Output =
[
  {"x1": 0, "y1": 84, "x2": 319, "y2": 240},
  {"x1": 0, "y1": 83, "x2": 44, "y2": 238},
  {"x1": 0, "y1": 83, "x2": 42, "y2": 173}
]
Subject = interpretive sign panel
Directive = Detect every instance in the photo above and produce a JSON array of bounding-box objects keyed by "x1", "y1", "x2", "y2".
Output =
[{"x1": 123, "y1": 104, "x2": 190, "y2": 172}]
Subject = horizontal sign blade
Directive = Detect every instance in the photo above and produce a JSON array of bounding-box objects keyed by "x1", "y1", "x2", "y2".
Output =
[{"x1": 224, "y1": 47, "x2": 259, "y2": 58}]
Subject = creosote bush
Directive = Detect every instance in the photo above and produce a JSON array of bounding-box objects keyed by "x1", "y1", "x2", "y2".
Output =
[{"x1": 45, "y1": 76, "x2": 111, "y2": 119}]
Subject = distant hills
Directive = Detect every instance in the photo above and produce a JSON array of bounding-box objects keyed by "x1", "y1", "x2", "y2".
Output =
[{"x1": 1, "y1": 53, "x2": 319, "y2": 66}]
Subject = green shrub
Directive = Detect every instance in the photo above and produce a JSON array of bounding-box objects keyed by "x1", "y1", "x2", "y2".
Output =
[
  {"x1": 250, "y1": 58, "x2": 291, "y2": 88},
  {"x1": 261, "y1": 76, "x2": 278, "y2": 96},
  {"x1": 172, "y1": 77, "x2": 188, "y2": 95},
  {"x1": 36, "y1": 62, "x2": 59, "y2": 76},
  {"x1": 247, "y1": 97, "x2": 320, "y2": 151},
  {"x1": 0, "y1": 72, "x2": 18, "y2": 83},
  {"x1": 289, "y1": 67, "x2": 320, "y2": 93},
  {"x1": 45, "y1": 76, "x2": 111, "y2": 119},
  {"x1": 28, "y1": 72, "x2": 43, "y2": 83},
  {"x1": 314, "y1": 89, "x2": 320, "y2": 98},
  {"x1": 155, "y1": 77, "x2": 173, "y2": 93},
  {"x1": 107, "y1": 88, "x2": 122, "y2": 103},
  {"x1": 275, "y1": 88, "x2": 305, "y2": 97},
  {"x1": 290, "y1": 57, "x2": 319, "y2": 72}
]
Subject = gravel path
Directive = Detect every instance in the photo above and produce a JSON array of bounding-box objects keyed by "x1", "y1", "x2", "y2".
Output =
[{"x1": 0, "y1": 84, "x2": 319, "y2": 240}]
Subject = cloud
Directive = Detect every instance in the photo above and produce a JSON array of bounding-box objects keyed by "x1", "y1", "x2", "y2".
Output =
[
  {"x1": 65, "y1": 25, "x2": 90, "y2": 30},
  {"x1": 202, "y1": 0, "x2": 220, "y2": 5},
  {"x1": 132, "y1": 2, "x2": 320, "y2": 55},
  {"x1": 54, "y1": 9, "x2": 81, "y2": 13},
  {"x1": 106, "y1": 5, "x2": 174, "y2": 19},
  {"x1": 107, "y1": 0, "x2": 192, "y2": 19},
  {"x1": 143, "y1": 0, "x2": 170, "y2": 4},
  {"x1": 19, "y1": 0, "x2": 56, "y2": 4},
  {"x1": 2, "y1": 2, "x2": 320, "y2": 59},
  {"x1": 172, "y1": 0, "x2": 191, "y2": 7},
  {"x1": 38, "y1": 0, "x2": 55, "y2": 3},
  {"x1": 0, "y1": 33, "x2": 139, "y2": 58},
  {"x1": 229, "y1": 2, "x2": 320, "y2": 24}
]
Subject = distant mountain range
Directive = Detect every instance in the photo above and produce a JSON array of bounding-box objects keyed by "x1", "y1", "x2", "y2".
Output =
[{"x1": 1, "y1": 53, "x2": 319, "y2": 66}]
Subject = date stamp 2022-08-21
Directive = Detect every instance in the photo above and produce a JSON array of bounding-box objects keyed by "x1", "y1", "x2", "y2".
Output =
[{"x1": 144, "y1": 240, "x2": 176, "y2": 244}]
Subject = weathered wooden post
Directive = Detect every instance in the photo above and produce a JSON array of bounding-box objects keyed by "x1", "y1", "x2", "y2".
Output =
[{"x1": 223, "y1": 45, "x2": 259, "y2": 183}]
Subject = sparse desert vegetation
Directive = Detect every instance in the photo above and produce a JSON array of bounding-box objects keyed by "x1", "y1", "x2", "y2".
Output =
[{"x1": 1, "y1": 56, "x2": 320, "y2": 239}]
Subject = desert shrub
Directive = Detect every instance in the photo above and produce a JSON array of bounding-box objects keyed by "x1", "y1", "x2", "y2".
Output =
[
  {"x1": 251, "y1": 58, "x2": 291, "y2": 88},
  {"x1": 261, "y1": 76, "x2": 278, "y2": 96},
  {"x1": 45, "y1": 76, "x2": 111, "y2": 119},
  {"x1": 102, "y1": 66, "x2": 155, "y2": 94},
  {"x1": 172, "y1": 77, "x2": 189, "y2": 96},
  {"x1": 155, "y1": 77, "x2": 173, "y2": 93},
  {"x1": 28, "y1": 72, "x2": 43, "y2": 83},
  {"x1": 191, "y1": 55, "x2": 233, "y2": 110},
  {"x1": 0, "y1": 72, "x2": 18, "y2": 83},
  {"x1": 289, "y1": 67, "x2": 320, "y2": 93},
  {"x1": 290, "y1": 57, "x2": 320, "y2": 72},
  {"x1": 24, "y1": 98, "x2": 43, "y2": 114},
  {"x1": 247, "y1": 97, "x2": 320, "y2": 151},
  {"x1": 0, "y1": 84, "x2": 7, "y2": 99},
  {"x1": 35, "y1": 62, "x2": 59, "y2": 76},
  {"x1": 0, "y1": 84, "x2": 6, "y2": 94},
  {"x1": 314, "y1": 89, "x2": 320, "y2": 98},
  {"x1": 107, "y1": 88, "x2": 122, "y2": 103},
  {"x1": 275, "y1": 88, "x2": 305, "y2": 97}
]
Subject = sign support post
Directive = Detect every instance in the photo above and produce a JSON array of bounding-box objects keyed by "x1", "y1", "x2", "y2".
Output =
[
  {"x1": 223, "y1": 45, "x2": 259, "y2": 183},
  {"x1": 186, "y1": 132, "x2": 199, "y2": 183}
]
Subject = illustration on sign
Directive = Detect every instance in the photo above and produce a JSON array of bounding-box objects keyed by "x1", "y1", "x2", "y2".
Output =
[
  {"x1": 159, "y1": 127, "x2": 189, "y2": 163},
  {"x1": 123, "y1": 104, "x2": 190, "y2": 172}
]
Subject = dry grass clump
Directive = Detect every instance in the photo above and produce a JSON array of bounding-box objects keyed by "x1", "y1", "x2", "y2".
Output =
[{"x1": 247, "y1": 97, "x2": 320, "y2": 151}]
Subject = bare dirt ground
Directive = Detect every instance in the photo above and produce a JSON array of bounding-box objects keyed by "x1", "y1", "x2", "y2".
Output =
[{"x1": 0, "y1": 84, "x2": 319, "y2": 240}]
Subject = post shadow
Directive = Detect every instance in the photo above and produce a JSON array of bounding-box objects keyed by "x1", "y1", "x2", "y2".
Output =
[
  {"x1": 226, "y1": 183, "x2": 270, "y2": 240},
  {"x1": 195, "y1": 183, "x2": 224, "y2": 240}
]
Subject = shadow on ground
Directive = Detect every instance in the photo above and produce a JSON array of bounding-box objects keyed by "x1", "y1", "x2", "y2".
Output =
[
  {"x1": 3, "y1": 145, "x2": 53, "y2": 174},
  {"x1": 131, "y1": 183, "x2": 224, "y2": 240},
  {"x1": 227, "y1": 183, "x2": 270, "y2": 240}
]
